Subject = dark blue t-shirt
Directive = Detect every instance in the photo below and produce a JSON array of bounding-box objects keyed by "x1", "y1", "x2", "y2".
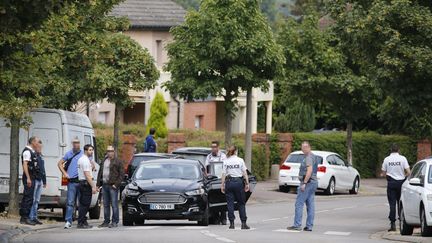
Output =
[{"x1": 144, "y1": 135, "x2": 156, "y2": 152}]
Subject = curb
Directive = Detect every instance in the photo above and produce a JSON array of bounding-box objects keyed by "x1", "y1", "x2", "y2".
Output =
[
  {"x1": 376, "y1": 230, "x2": 431, "y2": 243},
  {"x1": 0, "y1": 224, "x2": 62, "y2": 243}
]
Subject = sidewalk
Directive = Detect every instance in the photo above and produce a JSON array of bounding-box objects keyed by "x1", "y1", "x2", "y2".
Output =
[
  {"x1": 0, "y1": 215, "x2": 63, "y2": 243},
  {"x1": 375, "y1": 229, "x2": 431, "y2": 243}
]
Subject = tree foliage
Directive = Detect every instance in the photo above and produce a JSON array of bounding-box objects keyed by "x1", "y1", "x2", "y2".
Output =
[
  {"x1": 147, "y1": 92, "x2": 169, "y2": 139},
  {"x1": 327, "y1": 0, "x2": 432, "y2": 138},
  {"x1": 165, "y1": 0, "x2": 284, "y2": 145},
  {"x1": 274, "y1": 99, "x2": 316, "y2": 132}
]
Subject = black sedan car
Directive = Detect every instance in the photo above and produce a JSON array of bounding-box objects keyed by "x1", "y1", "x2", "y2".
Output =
[
  {"x1": 122, "y1": 158, "x2": 256, "y2": 226},
  {"x1": 122, "y1": 159, "x2": 216, "y2": 226}
]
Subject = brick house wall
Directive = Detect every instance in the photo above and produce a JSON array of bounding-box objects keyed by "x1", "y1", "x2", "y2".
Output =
[{"x1": 183, "y1": 101, "x2": 217, "y2": 131}]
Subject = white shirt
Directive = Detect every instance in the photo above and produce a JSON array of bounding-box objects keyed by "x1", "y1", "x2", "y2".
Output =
[
  {"x1": 382, "y1": 153, "x2": 410, "y2": 180},
  {"x1": 222, "y1": 155, "x2": 247, "y2": 178},
  {"x1": 78, "y1": 155, "x2": 92, "y2": 181},
  {"x1": 205, "y1": 151, "x2": 227, "y2": 167},
  {"x1": 22, "y1": 146, "x2": 35, "y2": 162}
]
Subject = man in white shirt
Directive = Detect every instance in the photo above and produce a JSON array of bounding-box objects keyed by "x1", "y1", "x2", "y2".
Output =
[
  {"x1": 381, "y1": 143, "x2": 411, "y2": 232},
  {"x1": 204, "y1": 141, "x2": 227, "y2": 225},
  {"x1": 77, "y1": 144, "x2": 98, "y2": 229}
]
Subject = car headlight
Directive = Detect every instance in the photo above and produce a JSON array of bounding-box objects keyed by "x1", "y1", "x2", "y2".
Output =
[
  {"x1": 427, "y1": 194, "x2": 432, "y2": 201},
  {"x1": 125, "y1": 184, "x2": 140, "y2": 196},
  {"x1": 185, "y1": 188, "x2": 205, "y2": 196}
]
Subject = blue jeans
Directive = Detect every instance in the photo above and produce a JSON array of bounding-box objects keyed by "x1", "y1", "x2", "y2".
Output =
[
  {"x1": 102, "y1": 184, "x2": 119, "y2": 224},
  {"x1": 29, "y1": 180, "x2": 43, "y2": 221},
  {"x1": 65, "y1": 182, "x2": 80, "y2": 223},
  {"x1": 293, "y1": 181, "x2": 318, "y2": 229}
]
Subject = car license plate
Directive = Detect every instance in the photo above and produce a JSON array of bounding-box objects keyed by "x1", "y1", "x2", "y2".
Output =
[
  {"x1": 150, "y1": 204, "x2": 175, "y2": 210},
  {"x1": 0, "y1": 178, "x2": 9, "y2": 186},
  {"x1": 292, "y1": 176, "x2": 299, "y2": 181}
]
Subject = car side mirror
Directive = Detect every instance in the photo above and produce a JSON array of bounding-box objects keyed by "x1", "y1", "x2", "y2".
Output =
[{"x1": 409, "y1": 178, "x2": 422, "y2": 186}]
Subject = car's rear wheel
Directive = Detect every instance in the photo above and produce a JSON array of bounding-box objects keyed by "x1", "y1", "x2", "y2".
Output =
[
  {"x1": 325, "y1": 177, "x2": 335, "y2": 195},
  {"x1": 349, "y1": 177, "x2": 360, "y2": 195},
  {"x1": 420, "y1": 206, "x2": 432, "y2": 237},
  {"x1": 198, "y1": 205, "x2": 209, "y2": 226},
  {"x1": 279, "y1": 185, "x2": 290, "y2": 193},
  {"x1": 400, "y1": 204, "x2": 414, "y2": 236},
  {"x1": 122, "y1": 208, "x2": 134, "y2": 226}
]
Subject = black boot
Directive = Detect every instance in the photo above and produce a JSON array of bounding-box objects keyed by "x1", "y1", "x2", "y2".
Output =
[
  {"x1": 388, "y1": 222, "x2": 396, "y2": 232},
  {"x1": 229, "y1": 221, "x2": 235, "y2": 229},
  {"x1": 241, "y1": 222, "x2": 250, "y2": 230}
]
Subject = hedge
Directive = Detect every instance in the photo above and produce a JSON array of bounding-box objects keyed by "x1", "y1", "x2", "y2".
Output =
[{"x1": 292, "y1": 132, "x2": 417, "y2": 178}]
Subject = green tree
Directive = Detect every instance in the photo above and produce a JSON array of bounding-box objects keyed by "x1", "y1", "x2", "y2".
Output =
[
  {"x1": 276, "y1": 15, "x2": 376, "y2": 164},
  {"x1": 327, "y1": 0, "x2": 432, "y2": 139},
  {"x1": 0, "y1": 0, "x2": 74, "y2": 216},
  {"x1": 146, "y1": 92, "x2": 169, "y2": 139},
  {"x1": 165, "y1": 0, "x2": 284, "y2": 150},
  {"x1": 274, "y1": 99, "x2": 316, "y2": 132},
  {"x1": 100, "y1": 33, "x2": 159, "y2": 156}
]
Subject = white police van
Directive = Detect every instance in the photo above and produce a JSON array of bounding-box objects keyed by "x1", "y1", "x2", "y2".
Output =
[{"x1": 0, "y1": 108, "x2": 100, "y2": 219}]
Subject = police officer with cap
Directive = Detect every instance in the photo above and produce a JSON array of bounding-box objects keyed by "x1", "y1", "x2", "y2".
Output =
[
  {"x1": 205, "y1": 141, "x2": 227, "y2": 225},
  {"x1": 381, "y1": 143, "x2": 411, "y2": 231},
  {"x1": 221, "y1": 145, "x2": 250, "y2": 230}
]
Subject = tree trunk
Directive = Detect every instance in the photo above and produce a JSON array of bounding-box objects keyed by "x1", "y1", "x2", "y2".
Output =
[
  {"x1": 223, "y1": 92, "x2": 234, "y2": 149},
  {"x1": 244, "y1": 87, "x2": 253, "y2": 171},
  {"x1": 346, "y1": 121, "x2": 353, "y2": 165},
  {"x1": 113, "y1": 105, "x2": 121, "y2": 159},
  {"x1": 8, "y1": 117, "x2": 20, "y2": 216}
]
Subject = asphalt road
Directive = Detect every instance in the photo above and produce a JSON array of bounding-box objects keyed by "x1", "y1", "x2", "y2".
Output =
[{"x1": 11, "y1": 191, "x2": 393, "y2": 243}]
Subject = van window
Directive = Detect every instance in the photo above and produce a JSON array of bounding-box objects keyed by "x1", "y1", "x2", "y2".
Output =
[
  {"x1": 0, "y1": 127, "x2": 10, "y2": 154},
  {"x1": 84, "y1": 135, "x2": 91, "y2": 145},
  {"x1": 32, "y1": 128, "x2": 59, "y2": 157}
]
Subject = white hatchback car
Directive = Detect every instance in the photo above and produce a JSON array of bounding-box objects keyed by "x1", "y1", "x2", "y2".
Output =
[
  {"x1": 400, "y1": 158, "x2": 432, "y2": 237},
  {"x1": 278, "y1": 151, "x2": 361, "y2": 195}
]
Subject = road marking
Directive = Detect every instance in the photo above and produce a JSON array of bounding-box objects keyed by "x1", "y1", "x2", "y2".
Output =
[
  {"x1": 124, "y1": 226, "x2": 161, "y2": 230},
  {"x1": 176, "y1": 226, "x2": 208, "y2": 230},
  {"x1": 216, "y1": 237, "x2": 236, "y2": 243},
  {"x1": 273, "y1": 229, "x2": 301, "y2": 233},
  {"x1": 324, "y1": 231, "x2": 351, "y2": 236},
  {"x1": 316, "y1": 209, "x2": 331, "y2": 213},
  {"x1": 226, "y1": 228, "x2": 256, "y2": 231},
  {"x1": 332, "y1": 206, "x2": 356, "y2": 211},
  {"x1": 283, "y1": 216, "x2": 290, "y2": 219},
  {"x1": 262, "y1": 218, "x2": 281, "y2": 222}
]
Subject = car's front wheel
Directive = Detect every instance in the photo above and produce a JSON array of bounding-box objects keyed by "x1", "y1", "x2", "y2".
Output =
[
  {"x1": 198, "y1": 205, "x2": 209, "y2": 226},
  {"x1": 349, "y1": 177, "x2": 360, "y2": 195},
  {"x1": 325, "y1": 177, "x2": 335, "y2": 195},
  {"x1": 122, "y1": 208, "x2": 134, "y2": 226},
  {"x1": 400, "y1": 204, "x2": 414, "y2": 236},
  {"x1": 420, "y1": 206, "x2": 432, "y2": 237}
]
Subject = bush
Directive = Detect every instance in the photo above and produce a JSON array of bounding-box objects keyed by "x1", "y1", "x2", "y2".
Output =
[
  {"x1": 146, "y1": 92, "x2": 168, "y2": 138},
  {"x1": 251, "y1": 144, "x2": 269, "y2": 181},
  {"x1": 274, "y1": 99, "x2": 316, "y2": 133},
  {"x1": 291, "y1": 132, "x2": 416, "y2": 178}
]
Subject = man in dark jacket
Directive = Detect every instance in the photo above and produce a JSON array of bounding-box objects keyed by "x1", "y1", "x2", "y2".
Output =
[
  {"x1": 29, "y1": 142, "x2": 47, "y2": 225},
  {"x1": 144, "y1": 128, "x2": 157, "y2": 152},
  {"x1": 97, "y1": 146, "x2": 124, "y2": 228}
]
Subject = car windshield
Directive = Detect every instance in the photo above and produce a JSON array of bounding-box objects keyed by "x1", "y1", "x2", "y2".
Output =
[
  {"x1": 285, "y1": 154, "x2": 323, "y2": 164},
  {"x1": 174, "y1": 154, "x2": 206, "y2": 164},
  {"x1": 132, "y1": 156, "x2": 166, "y2": 167},
  {"x1": 134, "y1": 163, "x2": 201, "y2": 180}
]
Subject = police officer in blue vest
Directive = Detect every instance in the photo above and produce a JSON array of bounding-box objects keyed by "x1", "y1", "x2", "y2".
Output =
[{"x1": 221, "y1": 145, "x2": 250, "y2": 230}]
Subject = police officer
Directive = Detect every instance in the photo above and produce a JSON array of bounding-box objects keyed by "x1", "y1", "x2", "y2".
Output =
[
  {"x1": 381, "y1": 143, "x2": 411, "y2": 232},
  {"x1": 221, "y1": 145, "x2": 250, "y2": 230},
  {"x1": 205, "y1": 141, "x2": 227, "y2": 225},
  {"x1": 20, "y1": 136, "x2": 42, "y2": 225}
]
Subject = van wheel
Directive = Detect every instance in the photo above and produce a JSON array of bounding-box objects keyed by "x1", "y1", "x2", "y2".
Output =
[
  {"x1": 89, "y1": 201, "x2": 101, "y2": 219},
  {"x1": 198, "y1": 205, "x2": 209, "y2": 226},
  {"x1": 325, "y1": 177, "x2": 335, "y2": 195},
  {"x1": 400, "y1": 205, "x2": 414, "y2": 235},
  {"x1": 0, "y1": 204, "x2": 5, "y2": 213},
  {"x1": 420, "y1": 206, "x2": 432, "y2": 237},
  {"x1": 349, "y1": 177, "x2": 360, "y2": 194},
  {"x1": 62, "y1": 207, "x2": 67, "y2": 220}
]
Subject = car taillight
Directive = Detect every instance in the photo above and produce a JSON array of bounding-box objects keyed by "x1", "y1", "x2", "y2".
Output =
[
  {"x1": 280, "y1": 164, "x2": 291, "y2": 170},
  {"x1": 61, "y1": 176, "x2": 68, "y2": 186},
  {"x1": 318, "y1": 166, "x2": 326, "y2": 173}
]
